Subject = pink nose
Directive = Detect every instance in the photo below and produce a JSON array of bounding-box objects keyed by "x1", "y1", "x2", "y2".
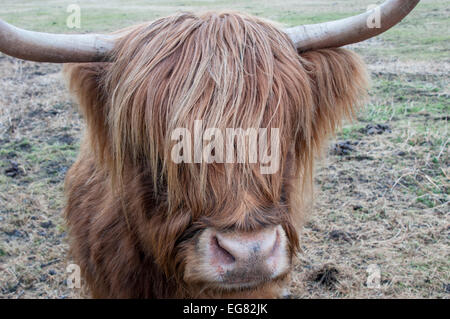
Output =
[{"x1": 201, "y1": 225, "x2": 289, "y2": 287}]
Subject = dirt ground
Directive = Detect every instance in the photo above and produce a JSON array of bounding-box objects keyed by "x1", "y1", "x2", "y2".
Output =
[{"x1": 0, "y1": 0, "x2": 448, "y2": 299}]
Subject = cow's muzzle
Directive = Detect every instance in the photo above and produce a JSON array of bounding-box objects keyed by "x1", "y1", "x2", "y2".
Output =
[{"x1": 184, "y1": 225, "x2": 290, "y2": 289}]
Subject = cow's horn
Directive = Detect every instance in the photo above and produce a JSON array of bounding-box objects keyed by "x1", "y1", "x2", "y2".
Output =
[
  {"x1": 284, "y1": 0, "x2": 420, "y2": 52},
  {"x1": 0, "y1": 18, "x2": 115, "y2": 63}
]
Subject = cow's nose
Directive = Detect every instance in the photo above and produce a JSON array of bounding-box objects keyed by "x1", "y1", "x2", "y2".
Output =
[{"x1": 203, "y1": 225, "x2": 289, "y2": 287}]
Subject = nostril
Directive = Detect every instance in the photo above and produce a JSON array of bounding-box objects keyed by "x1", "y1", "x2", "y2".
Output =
[
  {"x1": 269, "y1": 228, "x2": 281, "y2": 257},
  {"x1": 211, "y1": 236, "x2": 235, "y2": 265}
]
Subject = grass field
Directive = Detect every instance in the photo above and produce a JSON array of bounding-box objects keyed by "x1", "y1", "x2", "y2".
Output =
[{"x1": 0, "y1": 0, "x2": 448, "y2": 298}]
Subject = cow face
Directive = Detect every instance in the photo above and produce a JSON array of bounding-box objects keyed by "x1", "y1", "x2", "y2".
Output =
[{"x1": 100, "y1": 12, "x2": 309, "y2": 297}]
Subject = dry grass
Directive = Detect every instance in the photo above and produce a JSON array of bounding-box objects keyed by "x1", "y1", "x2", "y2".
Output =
[{"x1": 0, "y1": 0, "x2": 448, "y2": 299}]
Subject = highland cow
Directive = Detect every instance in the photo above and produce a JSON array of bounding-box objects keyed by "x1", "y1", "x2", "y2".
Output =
[{"x1": 0, "y1": 0, "x2": 419, "y2": 298}]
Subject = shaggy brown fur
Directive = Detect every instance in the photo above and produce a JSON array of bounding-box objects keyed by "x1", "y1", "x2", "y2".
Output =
[{"x1": 63, "y1": 11, "x2": 368, "y2": 298}]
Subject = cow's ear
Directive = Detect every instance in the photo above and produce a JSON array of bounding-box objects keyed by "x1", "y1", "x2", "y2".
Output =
[
  {"x1": 300, "y1": 48, "x2": 369, "y2": 148},
  {"x1": 64, "y1": 63, "x2": 111, "y2": 163}
]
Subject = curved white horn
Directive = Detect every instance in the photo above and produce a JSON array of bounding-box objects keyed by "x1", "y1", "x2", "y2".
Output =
[
  {"x1": 0, "y1": 18, "x2": 116, "y2": 63},
  {"x1": 284, "y1": 0, "x2": 420, "y2": 52}
]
